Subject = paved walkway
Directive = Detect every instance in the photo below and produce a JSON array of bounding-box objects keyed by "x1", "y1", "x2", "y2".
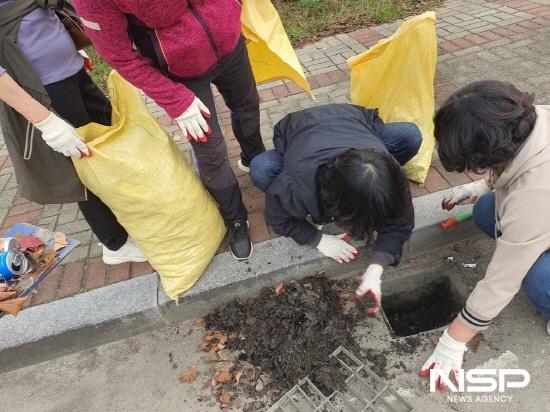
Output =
[{"x1": 0, "y1": 0, "x2": 548, "y2": 306}]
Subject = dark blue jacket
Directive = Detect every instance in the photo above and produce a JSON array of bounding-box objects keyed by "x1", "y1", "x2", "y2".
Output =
[{"x1": 265, "y1": 104, "x2": 414, "y2": 266}]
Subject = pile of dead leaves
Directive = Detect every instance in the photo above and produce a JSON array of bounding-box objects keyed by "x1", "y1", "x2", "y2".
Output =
[
  {"x1": 179, "y1": 273, "x2": 371, "y2": 410},
  {"x1": 0, "y1": 284, "x2": 29, "y2": 315},
  {"x1": 0, "y1": 231, "x2": 69, "y2": 316},
  {"x1": 15, "y1": 231, "x2": 68, "y2": 276}
]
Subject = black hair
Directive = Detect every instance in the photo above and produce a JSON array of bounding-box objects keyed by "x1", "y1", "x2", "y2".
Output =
[
  {"x1": 320, "y1": 149, "x2": 408, "y2": 242},
  {"x1": 434, "y1": 80, "x2": 537, "y2": 173}
]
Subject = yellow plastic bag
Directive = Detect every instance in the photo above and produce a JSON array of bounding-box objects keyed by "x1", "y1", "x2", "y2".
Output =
[
  {"x1": 241, "y1": 0, "x2": 314, "y2": 98},
  {"x1": 348, "y1": 12, "x2": 437, "y2": 183},
  {"x1": 74, "y1": 72, "x2": 226, "y2": 299}
]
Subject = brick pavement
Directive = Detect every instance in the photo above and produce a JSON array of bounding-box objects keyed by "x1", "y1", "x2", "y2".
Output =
[{"x1": 0, "y1": 0, "x2": 548, "y2": 306}]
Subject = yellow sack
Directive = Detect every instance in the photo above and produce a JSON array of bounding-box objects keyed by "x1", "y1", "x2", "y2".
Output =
[
  {"x1": 241, "y1": 0, "x2": 314, "y2": 98},
  {"x1": 74, "y1": 72, "x2": 226, "y2": 300},
  {"x1": 348, "y1": 12, "x2": 437, "y2": 183}
]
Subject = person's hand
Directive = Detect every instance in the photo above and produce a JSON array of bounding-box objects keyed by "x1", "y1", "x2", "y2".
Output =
[
  {"x1": 34, "y1": 112, "x2": 89, "y2": 158},
  {"x1": 316, "y1": 233, "x2": 358, "y2": 263},
  {"x1": 420, "y1": 329, "x2": 467, "y2": 390},
  {"x1": 355, "y1": 264, "x2": 383, "y2": 313},
  {"x1": 175, "y1": 96, "x2": 211, "y2": 143},
  {"x1": 442, "y1": 180, "x2": 491, "y2": 211}
]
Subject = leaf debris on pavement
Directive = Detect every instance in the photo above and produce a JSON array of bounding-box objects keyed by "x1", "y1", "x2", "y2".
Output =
[
  {"x1": 54, "y1": 232, "x2": 69, "y2": 251},
  {"x1": 179, "y1": 366, "x2": 199, "y2": 384},
  {"x1": 189, "y1": 273, "x2": 374, "y2": 411}
]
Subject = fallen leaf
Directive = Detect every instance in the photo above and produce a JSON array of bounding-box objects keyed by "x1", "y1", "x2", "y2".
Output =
[
  {"x1": 179, "y1": 366, "x2": 198, "y2": 383},
  {"x1": 267, "y1": 388, "x2": 281, "y2": 396},
  {"x1": 196, "y1": 317, "x2": 205, "y2": 327},
  {"x1": 217, "y1": 349, "x2": 235, "y2": 362},
  {"x1": 14, "y1": 277, "x2": 34, "y2": 292},
  {"x1": 0, "y1": 297, "x2": 29, "y2": 315},
  {"x1": 34, "y1": 228, "x2": 54, "y2": 244},
  {"x1": 53, "y1": 232, "x2": 68, "y2": 251},
  {"x1": 19, "y1": 236, "x2": 43, "y2": 252},
  {"x1": 275, "y1": 282, "x2": 284, "y2": 295},
  {"x1": 0, "y1": 284, "x2": 10, "y2": 292},
  {"x1": 260, "y1": 373, "x2": 272, "y2": 386},
  {"x1": 205, "y1": 331, "x2": 227, "y2": 346},
  {"x1": 235, "y1": 370, "x2": 244, "y2": 385},
  {"x1": 36, "y1": 250, "x2": 57, "y2": 275},
  {"x1": 219, "y1": 391, "x2": 231, "y2": 405},
  {"x1": 27, "y1": 246, "x2": 44, "y2": 260},
  {"x1": 0, "y1": 291, "x2": 17, "y2": 302},
  {"x1": 239, "y1": 376, "x2": 251, "y2": 386},
  {"x1": 214, "y1": 361, "x2": 235, "y2": 372},
  {"x1": 214, "y1": 370, "x2": 232, "y2": 384},
  {"x1": 201, "y1": 380, "x2": 210, "y2": 391},
  {"x1": 239, "y1": 360, "x2": 255, "y2": 371},
  {"x1": 211, "y1": 343, "x2": 226, "y2": 352},
  {"x1": 255, "y1": 378, "x2": 264, "y2": 392},
  {"x1": 202, "y1": 352, "x2": 219, "y2": 363}
]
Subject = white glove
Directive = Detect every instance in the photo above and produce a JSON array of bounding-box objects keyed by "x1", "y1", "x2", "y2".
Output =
[
  {"x1": 442, "y1": 179, "x2": 491, "y2": 211},
  {"x1": 175, "y1": 96, "x2": 211, "y2": 142},
  {"x1": 34, "y1": 112, "x2": 89, "y2": 158},
  {"x1": 420, "y1": 329, "x2": 467, "y2": 390},
  {"x1": 316, "y1": 233, "x2": 358, "y2": 264},
  {"x1": 355, "y1": 264, "x2": 384, "y2": 313}
]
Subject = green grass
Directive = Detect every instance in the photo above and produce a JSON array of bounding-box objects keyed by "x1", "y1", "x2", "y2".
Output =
[
  {"x1": 273, "y1": 0, "x2": 442, "y2": 45},
  {"x1": 85, "y1": 0, "x2": 441, "y2": 89},
  {"x1": 85, "y1": 46, "x2": 112, "y2": 93}
]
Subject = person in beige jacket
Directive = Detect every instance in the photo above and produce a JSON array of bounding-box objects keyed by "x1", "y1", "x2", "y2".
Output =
[{"x1": 420, "y1": 80, "x2": 550, "y2": 388}]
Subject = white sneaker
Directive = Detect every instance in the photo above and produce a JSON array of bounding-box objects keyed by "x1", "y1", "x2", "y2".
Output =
[
  {"x1": 102, "y1": 238, "x2": 147, "y2": 265},
  {"x1": 237, "y1": 158, "x2": 250, "y2": 173}
]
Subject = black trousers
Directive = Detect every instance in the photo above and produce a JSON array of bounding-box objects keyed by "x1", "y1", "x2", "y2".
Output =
[
  {"x1": 181, "y1": 37, "x2": 265, "y2": 223},
  {"x1": 45, "y1": 69, "x2": 128, "y2": 251}
]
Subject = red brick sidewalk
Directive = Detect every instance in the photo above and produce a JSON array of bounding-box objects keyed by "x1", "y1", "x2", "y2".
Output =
[{"x1": 1, "y1": 0, "x2": 548, "y2": 306}]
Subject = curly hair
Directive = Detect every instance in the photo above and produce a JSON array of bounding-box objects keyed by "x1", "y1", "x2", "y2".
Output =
[
  {"x1": 320, "y1": 149, "x2": 408, "y2": 242},
  {"x1": 435, "y1": 80, "x2": 537, "y2": 173}
]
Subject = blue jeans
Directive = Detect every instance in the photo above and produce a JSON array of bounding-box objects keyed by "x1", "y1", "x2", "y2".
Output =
[
  {"x1": 250, "y1": 122, "x2": 422, "y2": 192},
  {"x1": 473, "y1": 192, "x2": 550, "y2": 317}
]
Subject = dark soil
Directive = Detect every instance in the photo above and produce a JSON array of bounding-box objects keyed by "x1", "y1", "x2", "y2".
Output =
[
  {"x1": 204, "y1": 274, "x2": 370, "y2": 396},
  {"x1": 390, "y1": 336, "x2": 422, "y2": 355},
  {"x1": 383, "y1": 277, "x2": 462, "y2": 337}
]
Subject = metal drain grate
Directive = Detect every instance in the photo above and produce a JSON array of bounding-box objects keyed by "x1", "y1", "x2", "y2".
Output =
[{"x1": 267, "y1": 347, "x2": 413, "y2": 412}]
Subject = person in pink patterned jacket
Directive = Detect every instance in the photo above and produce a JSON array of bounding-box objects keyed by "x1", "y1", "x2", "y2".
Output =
[{"x1": 73, "y1": 0, "x2": 265, "y2": 260}]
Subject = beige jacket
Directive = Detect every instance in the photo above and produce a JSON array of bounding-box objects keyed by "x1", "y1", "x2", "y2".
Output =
[{"x1": 458, "y1": 105, "x2": 550, "y2": 330}]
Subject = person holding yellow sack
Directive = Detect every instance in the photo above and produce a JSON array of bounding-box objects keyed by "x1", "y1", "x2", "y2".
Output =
[
  {"x1": 0, "y1": 0, "x2": 145, "y2": 265},
  {"x1": 73, "y1": 0, "x2": 266, "y2": 260}
]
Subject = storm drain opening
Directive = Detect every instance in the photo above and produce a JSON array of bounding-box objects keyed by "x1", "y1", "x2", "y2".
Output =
[{"x1": 381, "y1": 272, "x2": 467, "y2": 337}]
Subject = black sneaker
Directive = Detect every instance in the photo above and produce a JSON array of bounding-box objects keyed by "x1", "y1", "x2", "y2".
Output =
[{"x1": 228, "y1": 219, "x2": 253, "y2": 260}]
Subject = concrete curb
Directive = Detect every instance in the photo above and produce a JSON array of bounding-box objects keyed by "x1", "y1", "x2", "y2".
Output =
[{"x1": 0, "y1": 188, "x2": 479, "y2": 371}]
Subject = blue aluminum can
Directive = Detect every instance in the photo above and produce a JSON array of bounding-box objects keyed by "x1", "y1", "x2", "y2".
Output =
[
  {"x1": 0, "y1": 250, "x2": 28, "y2": 281},
  {"x1": 0, "y1": 237, "x2": 19, "y2": 252}
]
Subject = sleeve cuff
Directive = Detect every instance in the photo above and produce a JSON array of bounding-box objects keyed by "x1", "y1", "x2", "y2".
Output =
[
  {"x1": 309, "y1": 230, "x2": 323, "y2": 247},
  {"x1": 369, "y1": 251, "x2": 395, "y2": 267},
  {"x1": 457, "y1": 307, "x2": 492, "y2": 331}
]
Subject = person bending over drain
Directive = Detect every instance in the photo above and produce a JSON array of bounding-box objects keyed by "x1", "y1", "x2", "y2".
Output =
[
  {"x1": 421, "y1": 80, "x2": 550, "y2": 389},
  {"x1": 250, "y1": 104, "x2": 422, "y2": 310}
]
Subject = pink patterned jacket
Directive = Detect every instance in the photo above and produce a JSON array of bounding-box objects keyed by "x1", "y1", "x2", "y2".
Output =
[{"x1": 73, "y1": 0, "x2": 242, "y2": 117}]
